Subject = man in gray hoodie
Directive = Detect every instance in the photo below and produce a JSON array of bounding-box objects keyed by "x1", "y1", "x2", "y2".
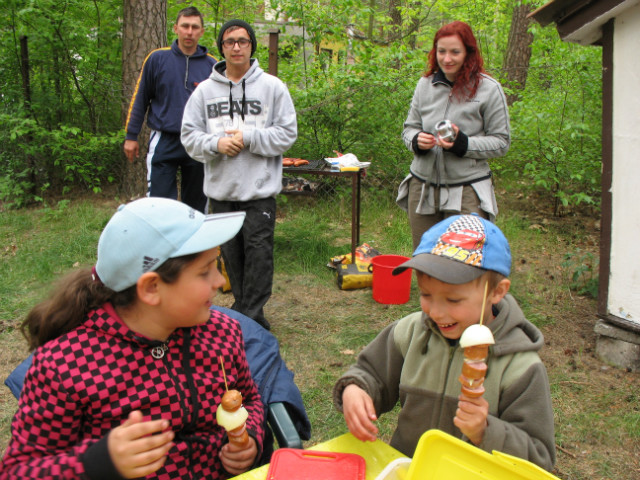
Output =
[{"x1": 181, "y1": 19, "x2": 297, "y2": 330}]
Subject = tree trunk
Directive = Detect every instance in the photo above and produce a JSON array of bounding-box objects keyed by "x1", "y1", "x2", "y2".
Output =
[
  {"x1": 503, "y1": 3, "x2": 534, "y2": 106},
  {"x1": 388, "y1": 0, "x2": 402, "y2": 68},
  {"x1": 388, "y1": 0, "x2": 402, "y2": 42},
  {"x1": 19, "y1": 35, "x2": 37, "y2": 197},
  {"x1": 367, "y1": 0, "x2": 375, "y2": 40},
  {"x1": 19, "y1": 36, "x2": 32, "y2": 116},
  {"x1": 121, "y1": 0, "x2": 167, "y2": 199}
]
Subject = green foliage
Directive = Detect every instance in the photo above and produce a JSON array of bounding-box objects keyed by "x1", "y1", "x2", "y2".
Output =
[
  {"x1": 494, "y1": 29, "x2": 602, "y2": 215},
  {"x1": 279, "y1": 42, "x2": 425, "y2": 184},
  {"x1": 0, "y1": 0, "x2": 605, "y2": 214},
  {"x1": 1, "y1": 0, "x2": 123, "y2": 132},
  {"x1": 0, "y1": 114, "x2": 122, "y2": 207},
  {"x1": 562, "y1": 249, "x2": 599, "y2": 298},
  {"x1": 168, "y1": 0, "x2": 266, "y2": 53},
  {"x1": 272, "y1": 0, "x2": 603, "y2": 215}
]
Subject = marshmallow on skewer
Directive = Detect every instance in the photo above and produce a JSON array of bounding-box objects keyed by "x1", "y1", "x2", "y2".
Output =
[{"x1": 458, "y1": 324, "x2": 495, "y2": 398}]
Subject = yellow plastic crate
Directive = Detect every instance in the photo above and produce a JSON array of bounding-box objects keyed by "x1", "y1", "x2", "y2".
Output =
[
  {"x1": 232, "y1": 433, "x2": 406, "y2": 480},
  {"x1": 406, "y1": 430, "x2": 560, "y2": 480}
]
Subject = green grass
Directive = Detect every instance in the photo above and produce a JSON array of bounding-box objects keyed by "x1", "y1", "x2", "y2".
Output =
[{"x1": 0, "y1": 200, "x2": 114, "y2": 325}]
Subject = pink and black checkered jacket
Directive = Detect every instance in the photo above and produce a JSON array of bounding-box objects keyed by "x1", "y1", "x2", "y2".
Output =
[{"x1": 0, "y1": 304, "x2": 265, "y2": 479}]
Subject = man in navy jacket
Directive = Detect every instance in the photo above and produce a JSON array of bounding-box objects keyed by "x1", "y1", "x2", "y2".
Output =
[{"x1": 124, "y1": 6, "x2": 215, "y2": 212}]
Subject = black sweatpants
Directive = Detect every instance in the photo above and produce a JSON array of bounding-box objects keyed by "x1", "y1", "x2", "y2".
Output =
[
  {"x1": 146, "y1": 130, "x2": 207, "y2": 212},
  {"x1": 210, "y1": 197, "x2": 276, "y2": 330}
]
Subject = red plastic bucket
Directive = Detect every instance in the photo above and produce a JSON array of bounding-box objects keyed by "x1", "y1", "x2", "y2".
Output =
[{"x1": 370, "y1": 254, "x2": 412, "y2": 304}]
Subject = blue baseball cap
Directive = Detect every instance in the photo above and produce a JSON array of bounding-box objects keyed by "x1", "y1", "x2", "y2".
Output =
[
  {"x1": 393, "y1": 214, "x2": 511, "y2": 284},
  {"x1": 95, "y1": 197, "x2": 245, "y2": 292}
]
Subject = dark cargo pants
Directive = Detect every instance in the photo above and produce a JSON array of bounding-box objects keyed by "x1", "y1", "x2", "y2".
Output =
[{"x1": 210, "y1": 197, "x2": 275, "y2": 330}]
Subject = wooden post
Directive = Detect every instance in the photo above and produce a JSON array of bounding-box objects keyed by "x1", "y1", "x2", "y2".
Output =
[{"x1": 268, "y1": 29, "x2": 280, "y2": 77}]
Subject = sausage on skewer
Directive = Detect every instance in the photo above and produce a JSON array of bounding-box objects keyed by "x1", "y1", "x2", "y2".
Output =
[
  {"x1": 458, "y1": 324, "x2": 495, "y2": 398},
  {"x1": 216, "y1": 389, "x2": 250, "y2": 447}
]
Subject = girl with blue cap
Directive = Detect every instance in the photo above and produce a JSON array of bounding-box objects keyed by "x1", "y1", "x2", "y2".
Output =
[{"x1": 1, "y1": 198, "x2": 263, "y2": 480}]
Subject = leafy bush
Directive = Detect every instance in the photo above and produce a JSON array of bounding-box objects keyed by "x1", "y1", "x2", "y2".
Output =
[
  {"x1": 0, "y1": 114, "x2": 123, "y2": 208},
  {"x1": 279, "y1": 42, "x2": 425, "y2": 186},
  {"x1": 494, "y1": 36, "x2": 602, "y2": 215},
  {"x1": 0, "y1": 1, "x2": 605, "y2": 215}
]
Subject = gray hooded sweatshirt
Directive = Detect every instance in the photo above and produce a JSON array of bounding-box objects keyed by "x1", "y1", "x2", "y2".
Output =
[
  {"x1": 333, "y1": 294, "x2": 556, "y2": 472},
  {"x1": 181, "y1": 59, "x2": 297, "y2": 201}
]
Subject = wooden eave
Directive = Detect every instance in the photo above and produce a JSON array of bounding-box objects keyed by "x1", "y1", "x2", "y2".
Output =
[{"x1": 529, "y1": 0, "x2": 635, "y2": 45}]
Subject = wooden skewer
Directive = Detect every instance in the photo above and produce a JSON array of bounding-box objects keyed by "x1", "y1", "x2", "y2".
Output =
[
  {"x1": 479, "y1": 281, "x2": 489, "y2": 325},
  {"x1": 219, "y1": 356, "x2": 228, "y2": 391}
]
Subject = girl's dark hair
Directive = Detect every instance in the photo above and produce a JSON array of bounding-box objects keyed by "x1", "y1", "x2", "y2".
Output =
[
  {"x1": 425, "y1": 21, "x2": 486, "y2": 100},
  {"x1": 21, "y1": 254, "x2": 198, "y2": 350}
]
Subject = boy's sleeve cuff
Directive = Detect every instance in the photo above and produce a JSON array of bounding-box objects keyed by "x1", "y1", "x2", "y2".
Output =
[{"x1": 332, "y1": 378, "x2": 369, "y2": 412}]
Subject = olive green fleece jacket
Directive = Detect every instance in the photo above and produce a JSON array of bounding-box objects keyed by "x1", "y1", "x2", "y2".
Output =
[{"x1": 333, "y1": 294, "x2": 556, "y2": 471}]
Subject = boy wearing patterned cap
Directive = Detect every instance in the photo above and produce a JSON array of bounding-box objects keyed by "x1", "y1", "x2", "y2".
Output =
[{"x1": 333, "y1": 214, "x2": 556, "y2": 471}]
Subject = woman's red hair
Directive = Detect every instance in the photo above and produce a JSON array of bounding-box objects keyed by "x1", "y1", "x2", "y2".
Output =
[{"x1": 425, "y1": 21, "x2": 486, "y2": 100}]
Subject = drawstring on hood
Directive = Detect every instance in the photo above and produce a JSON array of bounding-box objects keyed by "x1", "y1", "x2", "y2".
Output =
[
  {"x1": 228, "y1": 79, "x2": 247, "y2": 122},
  {"x1": 141, "y1": 328, "x2": 208, "y2": 454},
  {"x1": 181, "y1": 57, "x2": 298, "y2": 202}
]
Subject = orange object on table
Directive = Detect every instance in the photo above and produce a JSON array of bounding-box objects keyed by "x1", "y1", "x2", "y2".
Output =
[{"x1": 282, "y1": 158, "x2": 309, "y2": 167}]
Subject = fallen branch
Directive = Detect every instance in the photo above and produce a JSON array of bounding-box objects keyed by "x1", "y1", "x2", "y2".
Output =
[{"x1": 556, "y1": 444, "x2": 576, "y2": 458}]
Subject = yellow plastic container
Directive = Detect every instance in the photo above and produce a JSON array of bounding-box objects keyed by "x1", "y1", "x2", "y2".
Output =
[
  {"x1": 308, "y1": 433, "x2": 406, "y2": 479},
  {"x1": 406, "y1": 430, "x2": 560, "y2": 480},
  {"x1": 231, "y1": 433, "x2": 406, "y2": 480}
]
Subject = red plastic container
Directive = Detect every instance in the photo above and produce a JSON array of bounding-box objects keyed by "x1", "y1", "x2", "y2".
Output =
[
  {"x1": 266, "y1": 448, "x2": 366, "y2": 480},
  {"x1": 370, "y1": 255, "x2": 412, "y2": 304}
]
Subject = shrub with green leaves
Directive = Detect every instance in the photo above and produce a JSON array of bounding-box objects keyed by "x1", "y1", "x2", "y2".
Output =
[
  {"x1": 0, "y1": 114, "x2": 123, "y2": 207},
  {"x1": 494, "y1": 36, "x2": 602, "y2": 215}
]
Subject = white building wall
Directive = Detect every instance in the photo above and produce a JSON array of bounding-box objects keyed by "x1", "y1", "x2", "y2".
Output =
[{"x1": 609, "y1": 3, "x2": 640, "y2": 324}]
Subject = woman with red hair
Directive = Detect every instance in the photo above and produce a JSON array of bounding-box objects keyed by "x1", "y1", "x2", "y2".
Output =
[{"x1": 398, "y1": 21, "x2": 510, "y2": 249}]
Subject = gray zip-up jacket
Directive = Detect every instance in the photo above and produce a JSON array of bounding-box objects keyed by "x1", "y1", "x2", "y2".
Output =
[
  {"x1": 402, "y1": 71, "x2": 510, "y2": 185},
  {"x1": 333, "y1": 294, "x2": 555, "y2": 472},
  {"x1": 181, "y1": 59, "x2": 297, "y2": 201}
]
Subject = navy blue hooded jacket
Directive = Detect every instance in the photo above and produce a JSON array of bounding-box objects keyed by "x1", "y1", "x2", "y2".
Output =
[{"x1": 125, "y1": 40, "x2": 216, "y2": 141}]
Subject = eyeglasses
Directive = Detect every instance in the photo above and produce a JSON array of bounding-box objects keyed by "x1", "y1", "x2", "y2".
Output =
[{"x1": 222, "y1": 38, "x2": 251, "y2": 48}]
